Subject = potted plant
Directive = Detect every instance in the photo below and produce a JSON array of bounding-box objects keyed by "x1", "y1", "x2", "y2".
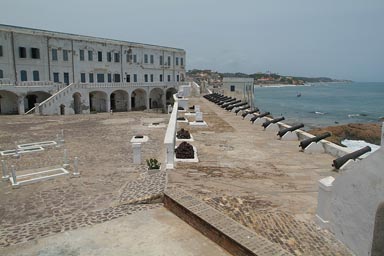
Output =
[{"x1": 146, "y1": 158, "x2": 161, "y2": 174}]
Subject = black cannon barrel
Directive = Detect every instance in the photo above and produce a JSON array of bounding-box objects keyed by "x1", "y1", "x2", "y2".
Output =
[
  {"x1": 277, "y1": 123, "x2": 304, "y2": 137},
  {"x1": 241, "y1": 108, "x2": 259, "y2": 118},
  {"x1": 251, "y1": 112, "x2": 270, "y2": 123},
  {"x1": 299, "y1": 132, "x2": 331, "y2": 149},
  {"x1": 235, "y1": 105, "x2": 250, "y2": 114},
  {"x1": 332, "y1": 146, "x2": 371, "y2": 169},
  {"x1": 226, "y1": 102, "x2": 248, "y2": 111},
  {"x1": 262, "y1": 117, "x2": 285, "y2": 128},
  {"x1": 222, "y1": 99, "x2": 241, "y2": 108},
  {"x1": 213, "y1": 95, "x2": 228, "y2": 102},
  {"x1": 217, "y1": 97, "x2": 235, "y2": 105},
  {"x1": 219, "y1": 98, "x2": 236, "y2": 105}
]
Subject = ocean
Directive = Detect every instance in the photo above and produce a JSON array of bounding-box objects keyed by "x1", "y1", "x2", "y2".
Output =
[{"x1": 253, "y1": 82, "x2": 384, "y2": 129}]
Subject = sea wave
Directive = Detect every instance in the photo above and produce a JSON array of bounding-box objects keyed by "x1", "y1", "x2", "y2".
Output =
[
  {"x1": 314, "y1": 111, "x2": 326, "y2": 115},
  {"x1": 348, "y1": 113, "x2": 368, "y2": 118}
]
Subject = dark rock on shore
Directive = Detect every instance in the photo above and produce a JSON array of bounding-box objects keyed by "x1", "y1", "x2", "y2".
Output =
[{"x1": 308, "y1": 123, "x2": 381, "y2": 146}]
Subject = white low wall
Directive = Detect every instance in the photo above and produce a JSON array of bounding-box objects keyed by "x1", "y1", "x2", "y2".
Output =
[
  {"x1": 164, "y1": 101, "x2": 178, "y2": 169},
  {"x1": 316, "y1": 123, "x2": 384, "y2": 256}
]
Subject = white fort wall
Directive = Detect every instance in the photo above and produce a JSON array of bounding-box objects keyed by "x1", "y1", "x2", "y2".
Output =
[{"x1": 0, "y1": 24, "x2": 186, "y2": 115}]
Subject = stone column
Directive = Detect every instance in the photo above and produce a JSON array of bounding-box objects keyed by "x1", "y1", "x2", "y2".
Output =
[
  {"x1": 146, "y1": 93, "x2": 150, "y2": 112},
  {"x1": 106, "y1": 94, "x2": 111, "y2": 113},
  {"x1": 17, "y1": 96, "x2": 25, "y2": 115},
  {"x1": 132, "y1": 143, "x2": 141, "y2": 164}
]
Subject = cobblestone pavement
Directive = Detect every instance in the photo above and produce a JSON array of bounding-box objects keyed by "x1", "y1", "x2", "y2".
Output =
[
  {"x1": 203, "y1": 196, "x2": 351, "y2": 256},
  {"x1": 0, "y1": 112, "x2": 168, "y2": 248}
]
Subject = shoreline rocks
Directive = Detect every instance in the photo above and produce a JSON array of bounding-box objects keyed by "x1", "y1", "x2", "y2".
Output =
[{"x1": 308, "y1": 123, "x2": 381, "y2": 146}]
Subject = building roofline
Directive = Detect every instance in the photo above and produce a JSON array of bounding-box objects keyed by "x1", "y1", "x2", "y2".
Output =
[{"x1": 0, "y1": 24, "x2": 185, "y2": 53}]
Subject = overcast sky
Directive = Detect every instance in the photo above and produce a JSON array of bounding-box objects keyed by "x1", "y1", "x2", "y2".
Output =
[{"x1": 2, "y1": 0, "x2": 383, "y2": 82}]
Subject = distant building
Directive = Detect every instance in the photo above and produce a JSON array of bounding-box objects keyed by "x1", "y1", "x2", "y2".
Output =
[
  {"x1": 0, "y1": 24, "x2": 186, "y2": 115},
  {"x1": 222, "y1": 77, "x2": 254, "y2": 100}
]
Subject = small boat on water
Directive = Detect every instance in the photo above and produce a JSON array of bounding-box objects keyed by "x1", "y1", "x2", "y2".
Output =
[{"x1": 297, "y1": 92, "x2": 302, "y2": 97}]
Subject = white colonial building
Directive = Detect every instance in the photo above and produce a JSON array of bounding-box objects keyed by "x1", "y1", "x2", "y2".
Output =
[{"x1": 0, "y1": 24, "x2": 187, "y2": 115}]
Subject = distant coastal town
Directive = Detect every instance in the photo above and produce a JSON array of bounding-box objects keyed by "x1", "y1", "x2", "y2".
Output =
[{"x1": 187, "y1": 69, "x2": 352, "y2": 87}]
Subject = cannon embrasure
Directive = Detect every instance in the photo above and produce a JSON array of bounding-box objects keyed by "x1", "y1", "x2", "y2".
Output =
[
  {"x1": 251, "y1": 112, "x2": 270, "y2": 123},
  {"x1": 277, "y1": 123, "x2": 304, "y2": 138},
  {"x1": 332, "y1": 146, "x2": 371, "y2": 169},
  {"x1": 222, "y1": 99, "x2": 241, "y2": 108},
  {"x1": 235, "y1": 105, "x2": 250, "y2": 114},
  {"x1": 262, "y1": 117, "x2": 285, "y2": 129},
  {"x1": 299, "y1": 132, "x2": 331, "y2": 150},
  {"x1": 226, "y1": 102, "x2": 248, "y2": 111}
]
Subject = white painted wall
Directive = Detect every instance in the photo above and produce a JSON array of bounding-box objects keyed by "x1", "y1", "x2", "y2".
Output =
[{"x1": 316, "y1": 123, "x2": 384, "y2": 255}]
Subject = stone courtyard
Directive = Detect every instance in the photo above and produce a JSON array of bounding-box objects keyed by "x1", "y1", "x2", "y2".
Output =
[{"x1": 0, "y1": 96, "x2": 353, "y2": 255}]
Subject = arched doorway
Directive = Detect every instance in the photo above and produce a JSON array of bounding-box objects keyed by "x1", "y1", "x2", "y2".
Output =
[
  {"x1": 60, "y1": 104, "x2": 65, "y2": 115},
  {"x1": 131, "y1": 89, "x2": 147, "y2": 111},
  {"x1": 73, "y1": 92, "x2": 82, "y2": 114},
  {"x1": 372, "y1": 202, "x2": 384, "y2": 255},
  {"x1": 0, "y1": 90, "x2": 18, "y2": 114},
  {"x1": 149, "y1": 88, "x2": 164, "y2": 110},
  {"x1": 166, "y1": 87, "x2": 177, "y2": 106},
  {"x1": 89, "y1": 91, "x2": 107, "y2": 112},
  {"x1": 110, "y1": 90, "x2": 128, "y2": 112},
  {"x1": 25, "y1": 91, "x2": 51, "y2": 112}
]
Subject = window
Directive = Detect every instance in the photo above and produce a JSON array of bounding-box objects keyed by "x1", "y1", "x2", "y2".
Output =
[
  {"x1": 114, "y1": 74, "x2": 120, "y2": 82},
  {"x1": 159, "y1": 74, "x2": 163, "y2": 82},
  {"x1": 88, "y1": 50, "x2": 93, "y2": 61},
  {"x1": 167, "y1": 75, "x2": 171, "y2": 82},
  {"x1": 98, "y1": 51, "x2": 102, "y2": 62},
  {"x1": 0, "y1": 69, "x2": 3, "y2": 79},
  {"x1": 33, "y1": 70, "x2": 39, "y2": 81},
  {"x1": 89, "y1": 73, "x2": 94, "y2": 83},
  {"x1": 114, "y1": 52, "x2": 120, "y2": 62},
  {"x1": 107, "y1": 52, "x2": 112, "y2": 62},
  {"x1": 107, "y1": 73, "x2": 112, "y2": 82},
  {"x1": 144, "y1": 74, "x2": 148, "y2": 82},
  {"x1": 20, "y1": 70, "x2": 27, "y2": 81},
  {"x1": 150, "y1": 74, "x2": 154, "y2": 82},
  {"x1": 176, "y1": 57, "x2": 179, "y2": 66},
  {"x1": 181, "y1": 57, "x2": 184, "y2": 66},
  {"x1": 177, "y1": 75, "x2": 179, "y2": 82},
  {"x1": 167, "y1": 56, "x2": 171, "y2": 66},
  {"x1": 159, "y1": 56, "x2": 163, "y2": 65},
  {"x1": 80, "y1": 50, "x2": 84, "y2": 61},
  {"x1": 0, "y1": 45, "x2": 3, "y2": 57},
  {"x1": 133, "y1": 74, "x2": 137, "y2": 82},
  {"x1": 52, "y1": 48, "x2": 58, "y2": 61},
  {"x1": 80, "y1": 73, "x2": 86, "y2": 83},
  {"x1": 19, "y1": 47, "x2": 27, "y2": 58},
  {"x1": 31, "y1": 48, "x2": 40, "y2": 59},
  {"x1": 63, "y1": 50, "x2": 69, "y2": 61},
  {"x1": 97, "y1": 73, "x2": 104, "y2": 83},
  {"x1": 64, "y1": 72, "x2": 69, "y2": 85},
  {"x1": 150, "y1": 55, "x2": 154, "y2": 64},
  {"x1": 53, "y1": 72, "x2": 59, "y2": 83},
  {"x1": 126, "y1": 74, "x2": 130, "y2": 83},
  {"x1": 230, "y1": 85, "x2": 235, "y2": 92},
  {"x1": 133, "y1": 54, "x2": 137, "y2": 63},
  {"x1": 144, "y1": 54, "x2": 148, "y2": 64}
]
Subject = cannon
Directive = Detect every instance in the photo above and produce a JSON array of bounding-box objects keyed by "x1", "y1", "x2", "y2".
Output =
[
  {"x1": 226, "y1": 102, "x2": 248, "y2": 111},
  {"x1": 222, "y1": 99, "x2": 241, "y2": 108},
  {"x1": 299, "y1": 132, "x2": 331, "y2": 150},
  {"x1": 277, "y1": 123, "x2": 304, "y2": 138},
  {"x1": 241, "y1": 108, "x2": 259, "y2": 118},
  {"x1": 250, "y1": 112, "x2": 270, "y2": 123},
  {"x1": 217, "y1": 97, "x2": 235, "y2": 105},
  {"x1": 235, "y1": 105, "x2": 250, "y2": 114},
  {"x1": 212, "y1": 95, "x2": 228, "y2": 103},
  {"x1": 332, "y1": 146, "x2": 371, "y2": 169},
  {"x1": 262, "y1": 117, "x2": 285, "y2": 129}
]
